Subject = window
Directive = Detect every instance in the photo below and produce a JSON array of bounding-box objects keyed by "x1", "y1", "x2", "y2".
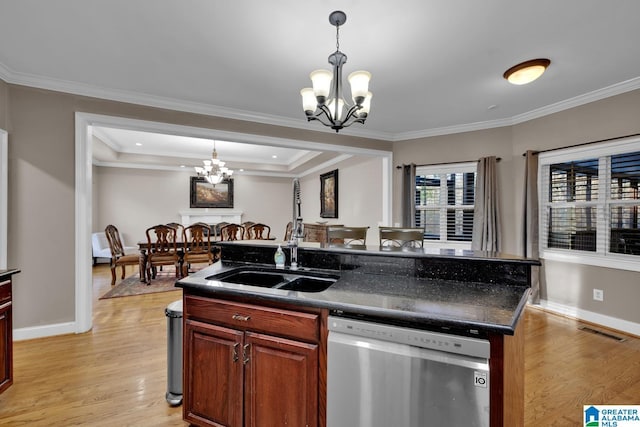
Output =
[
  {"x1": 415, "y1": 162, "x2": 476, "y2": 245},
  {"x1": 539, "y1": 136, "x2": 640, "y2": 271}
]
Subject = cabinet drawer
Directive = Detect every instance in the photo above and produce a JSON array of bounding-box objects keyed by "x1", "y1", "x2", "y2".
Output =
[
  {"x1": 185, "y1": 295, "x2": 319, "y2": 343},
  {"x1": 0, "y1": 281, "x2": 10, "y2": 305}
]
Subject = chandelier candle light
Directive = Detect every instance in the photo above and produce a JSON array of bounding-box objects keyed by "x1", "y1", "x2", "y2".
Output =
[
  {"x1": 194, "y1": 140, "x2": 233, "y2": 185},
  {"x1": 301, "y1": 10, "x2": 372, "y2": 132}
]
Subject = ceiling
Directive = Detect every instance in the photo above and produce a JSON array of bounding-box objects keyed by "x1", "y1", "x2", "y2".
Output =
[{"x1": 1, "y1": 1, "x2": 640, "y2": 173}]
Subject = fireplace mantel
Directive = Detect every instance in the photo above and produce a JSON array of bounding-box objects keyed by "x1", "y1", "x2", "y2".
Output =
[{"x1": 179, "y1": 209, "x2": 243, "y2": 226}]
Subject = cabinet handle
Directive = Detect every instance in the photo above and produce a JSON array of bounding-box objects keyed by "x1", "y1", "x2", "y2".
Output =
[
  {"x1": 232, "y1": 313, "x2": 251, "y2": 322},
  {"x1": 232, "y1": 343, "x2": 239, "y2": 362},
  {"x1": 243, "y1": 343, "x2": 250, "y2": 365}
]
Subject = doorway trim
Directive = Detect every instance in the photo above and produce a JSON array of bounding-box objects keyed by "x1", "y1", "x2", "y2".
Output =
[
  {"x1": 75, "y1": 112, "x2": 393, "y2": 333},
  {"x1": 0, "y1": 129, "x2": 7, "y2": 269}
]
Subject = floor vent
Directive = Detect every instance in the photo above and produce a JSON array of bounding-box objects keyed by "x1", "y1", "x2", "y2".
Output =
[{"x1": 579, "y1": 326, "x2": 626, "y2": 342}]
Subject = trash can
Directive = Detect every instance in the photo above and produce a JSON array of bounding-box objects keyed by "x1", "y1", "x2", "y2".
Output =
[{"x1": 165, "y1": 299, "x2": 183, "y2": 406}]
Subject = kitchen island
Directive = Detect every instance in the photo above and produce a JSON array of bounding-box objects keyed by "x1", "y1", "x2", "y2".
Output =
[{"x1": 176, "y1": 241, "x2": 539, "y2": 427}]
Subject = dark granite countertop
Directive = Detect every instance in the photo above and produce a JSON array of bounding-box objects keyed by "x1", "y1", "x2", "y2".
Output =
[
  {"x1": 176, "y1": 259, "x2": 530, "y2": 336},
  {"x1": 0, "y1": 269, "x2": 20, "y2": 280}
]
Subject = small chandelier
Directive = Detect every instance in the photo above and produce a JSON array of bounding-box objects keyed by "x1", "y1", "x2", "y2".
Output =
[
  {"x1": 300, "y1": 10, "x2": 372, "y2": 133},
  {"x1": 194, "y1": 141, "x2": 233, "y2": 185}
]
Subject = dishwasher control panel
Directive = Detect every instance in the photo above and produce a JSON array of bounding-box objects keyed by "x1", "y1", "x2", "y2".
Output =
[{"x1": 328, "y1": 315, "x2": 490, "y2": 359}]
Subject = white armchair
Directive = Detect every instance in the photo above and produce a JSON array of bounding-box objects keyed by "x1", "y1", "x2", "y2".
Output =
[{"x1": 92, "y1": 231, "x2": 136, "y2": 265}]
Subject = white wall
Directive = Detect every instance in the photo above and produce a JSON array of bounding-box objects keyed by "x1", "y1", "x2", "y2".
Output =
[
  {"x1": 95, "y1": 167, "x2": 293, "y2": 244},
  {"x1": 96, "y1": 155, "x2": 384, "y2": 248},
  {"x1": 300, "y1": 156, "x2": 384, "y2": 244}
]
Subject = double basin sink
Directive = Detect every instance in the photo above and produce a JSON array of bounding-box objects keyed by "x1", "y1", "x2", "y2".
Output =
[{"x1": 207, "y1": 266, "x2": 339, "y2": 293}]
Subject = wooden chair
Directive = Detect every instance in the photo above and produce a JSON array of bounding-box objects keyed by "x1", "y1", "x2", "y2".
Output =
[
  {"x1": 213, "y1": 222, "x2": 229, "y2": 240},
  {"x1": 245, "y1": 223, "x2": 271, "y2": 240},
  {"x1": 219, "y1": 223, "x2": 244, "y2": 241},
  {"x1": 327, "y1": 226, "x2": 370, "y2": 246},
  {"x1": 379, "y1": 227, "x2": 424, "y2": 248},
  {"x1": 166, "y1": 222, "x2": 184, "y2": 243},
  {"x1": 181, "y1": 223, "x2": 215, "y2": 276},
  {"x1": 105, "y1": 224, "x2": 140, "y2": 286},
  {"x1": 284, "y1": 221, "x2": 293, "y2": 241},
  {"x1": 241, "y1": 221, "x2": 255, "y2": 232},
  {"x1": 145, "y1": 224, "x2": 181, "y2": 283}
]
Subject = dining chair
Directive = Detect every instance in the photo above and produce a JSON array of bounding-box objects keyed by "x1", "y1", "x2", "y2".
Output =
[
  {"x1": 379, "y1": 227, "x2": 424, "y2": 248},
  {"x1": 326, "y1": 226, "x2": 370, "y2": 246},
  {"x1": 246, "y1": 223, "x2": 271, "y2": 240},
  {"x1": 145, "y1": 224, "x2": 181, "y2": 283},
  {"x1": 241, "y1": 221, "x2": 255, "y2": 231},
  {"x1": 284, "y1": 221, "x2": 293, "y2": 241},
  {"x1": 219, "y1": 223, "x2": 244, "y2": 241},
  {"x1": 213, "y1": 222, "x2": 229, "y2": 240},
  {"x1": 166, "y1": 222, "x2": 184, "y2": 243},
  {"x1": 104, "y1": 224, "x2": 140, "y2": 286},
  {"x1": 181, "y1": 223, "x2": 215, "y2": 276}
]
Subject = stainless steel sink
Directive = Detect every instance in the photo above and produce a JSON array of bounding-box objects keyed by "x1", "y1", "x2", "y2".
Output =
[{"x1": 207, "y1": 268, "x2": 338, "y2": 292}]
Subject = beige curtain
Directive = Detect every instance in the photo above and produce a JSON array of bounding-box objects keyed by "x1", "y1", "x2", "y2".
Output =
[
  {"x1": 472, "y1": 156, "x2": 501, "y2": 252},
  {"x1": 401, "y1": 164, "x2": 416, "y2": 227},
  {"x1": 523, "y1": 150, "x2": 541, "y2": 304}
]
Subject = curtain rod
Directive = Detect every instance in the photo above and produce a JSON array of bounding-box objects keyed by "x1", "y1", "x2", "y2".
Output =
[
  {"x1": 522, "y1": 133, "x2": 640, "y2": 156},
  {"x1": 395, "y1": 157, "x2": 501, "y2": 169}
]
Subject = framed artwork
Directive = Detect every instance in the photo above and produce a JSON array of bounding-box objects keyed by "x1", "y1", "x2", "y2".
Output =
[
  {"x1": 190, "y1": 176, "x2": 234, "y2": 208},
  {"x1": 320, "y1": 169, "x2": 338, "y2": 218}
]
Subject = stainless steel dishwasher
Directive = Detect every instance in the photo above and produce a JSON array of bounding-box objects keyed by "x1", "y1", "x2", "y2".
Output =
[{"x1": 327, "y1": 316, "x2": 491, "y2": 427}]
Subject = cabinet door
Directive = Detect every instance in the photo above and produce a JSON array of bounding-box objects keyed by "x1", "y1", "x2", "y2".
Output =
[
  {"x1": 0, "y1": 302, "x2": 11, "y2": 394},
  {"x1": 184, "y1": 319, "x2": 244, "y2": 427},
  {"x1": 244, "y1": 331, "x2": 319, "y2": 427}
]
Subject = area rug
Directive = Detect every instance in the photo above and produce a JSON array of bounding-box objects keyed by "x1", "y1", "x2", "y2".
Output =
[{"x1": 100, "y1": 269, "x2": 182, "y2": 299}]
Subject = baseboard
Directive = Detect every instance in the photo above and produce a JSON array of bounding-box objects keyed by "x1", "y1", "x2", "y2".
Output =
[
  {"x1": 13, "y1": 321, "x2": 78, "y2": 341},
  {"x1": 537, "y1": 299, "x2": 640, "y2": 337}
]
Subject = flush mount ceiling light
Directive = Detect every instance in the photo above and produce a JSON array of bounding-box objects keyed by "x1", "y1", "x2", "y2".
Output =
[
  {"x1": 300, "y1": 10, "x2": 372, "y2": 133},
  {"x1": 194, "y1": 140, "x2": 233, "y2": 186},
  {"x1": 503, "y1": 58, "x2": 551, "y2": 85}
]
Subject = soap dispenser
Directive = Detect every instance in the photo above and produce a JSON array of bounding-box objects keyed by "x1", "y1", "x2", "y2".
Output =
[{"x1": 274, "y1": 245, "x2": 285, "y2": 268}]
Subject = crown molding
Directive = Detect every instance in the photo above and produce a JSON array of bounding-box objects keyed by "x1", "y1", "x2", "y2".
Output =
[
  {"x1": 93, "y1": 160, "x2": 299, "y2": 178},
  {"x1": 3, "y1": 63, "x2": 640, "y2": 142},
  {"x1": 509, "y1": 76, "x2": 640, "y2": 125},
  {"x1": 391, "y1": 76, "x2": 640, "y2": 141},
  {"x1": 1, "y1": 65, "x2": 394, "y2": 140}
]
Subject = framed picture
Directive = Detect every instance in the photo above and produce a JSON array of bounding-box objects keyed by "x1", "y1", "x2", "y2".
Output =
[
  {"x1": 190, "y1": 176, "x2": 234, "y2": 208},
  {"x1": 320, "y1": 169, "x2": 338, "y2": 218}
]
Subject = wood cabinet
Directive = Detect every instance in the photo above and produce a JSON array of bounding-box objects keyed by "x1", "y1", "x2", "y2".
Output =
[
  {"x1": 0, "y1": 273, "x2": 16, "y2": 395},
  {"x1": 303, "y1": 223, "x2": 342, "y2": 244},
  {"x1": 183, "y1": 295, "x2": 324, "y2": 427}
]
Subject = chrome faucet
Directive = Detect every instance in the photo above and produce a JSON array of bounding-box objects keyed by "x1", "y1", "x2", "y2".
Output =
[{"x1": 289, "y1": 178, "x2": 304, "y2": 270}]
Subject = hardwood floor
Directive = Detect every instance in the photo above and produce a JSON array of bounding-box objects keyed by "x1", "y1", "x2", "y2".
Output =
[
  {"x1": 0, "y1": 264, "x2": 188, "y2": 426},
  {"x1": 0, "y1": 265, "x2": 639, "y2": 426},
  {"x1": 524, "y1": 306, "x2": 640, "y2": 426}
]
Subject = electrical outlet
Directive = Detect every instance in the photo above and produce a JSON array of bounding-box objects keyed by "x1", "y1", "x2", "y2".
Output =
[{"x1": 593, "y1": 289, "x2": 604, "y2": 302}]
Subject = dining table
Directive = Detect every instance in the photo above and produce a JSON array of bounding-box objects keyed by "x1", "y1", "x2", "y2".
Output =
[{"x1": 136, "y1": 240, "x2": 222, "y2": 283}]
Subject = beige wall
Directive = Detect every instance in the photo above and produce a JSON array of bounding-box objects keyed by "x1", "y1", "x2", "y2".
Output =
[
  {"x1": 392, "y1": 126, "x2": 516, "y2": 252},
  {"x1": 5, "y1": 84, "x2": 387, "y2": 331},
  {"x1": 392, "y1": 89, "x2": 640, "y2": 327},
  {"x1": 511, "y1": 90, "x2": 640, "y2": 325},
  {"x1": 0, "y1": 79, "x2": 8, "y2": 129},
  {"x1": 5, "y1": 78, "x2": 640, "y2": 333}
]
